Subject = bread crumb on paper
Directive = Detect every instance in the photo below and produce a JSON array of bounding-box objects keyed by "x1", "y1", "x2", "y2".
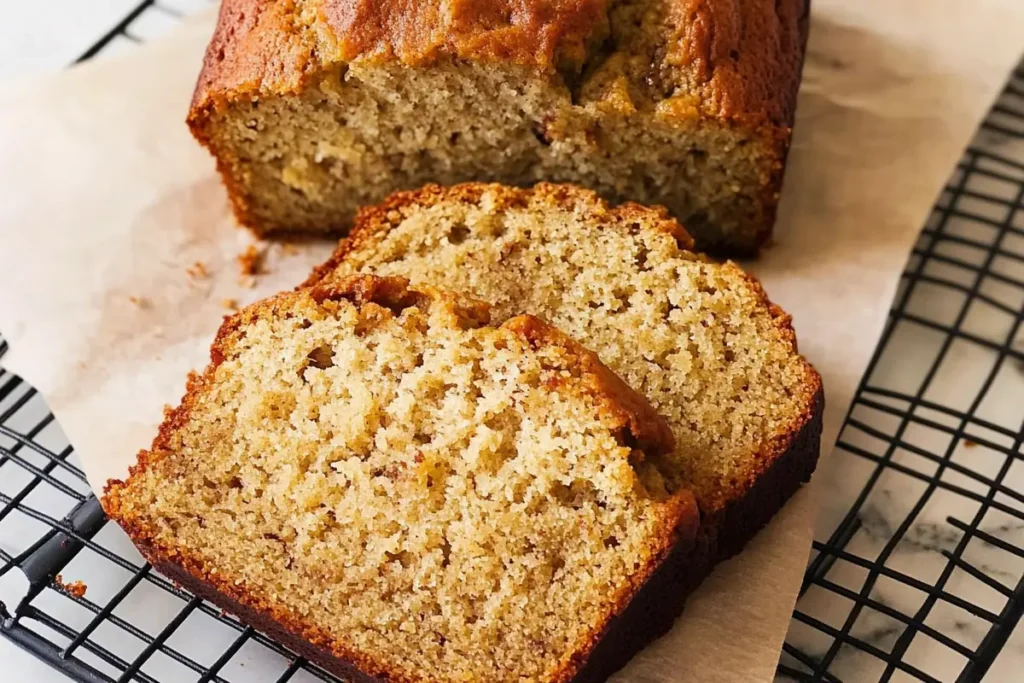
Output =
[
  {"x1": 237, "y1": 244, "x2": 266, "y2": 276},
  {"x1": 128, "y1": 296, "x2": 149, "y2": 308},
  {"x1": 187, "y1": 261, "x2": 210, "y2": 279},
  {"x1": 281, "y1": 243, "x2": 299, "y2": 256},
  {"x1": 238, "y1": 275, "x2": 256, "y2": 289},
  {"x1": 221, "y1": 298, "x2": 240, "y2": 311}
]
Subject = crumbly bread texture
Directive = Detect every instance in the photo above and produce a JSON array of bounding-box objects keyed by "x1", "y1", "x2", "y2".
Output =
[
  {"x1": 308, "y1": 183, "x2": 824, "y2": 563},
  {"x1": 188, "y1": 0, "x2": 809, "y2": 254},
  {"x1": 104, "y1": 274, "x2": 699, "y2": 683}
]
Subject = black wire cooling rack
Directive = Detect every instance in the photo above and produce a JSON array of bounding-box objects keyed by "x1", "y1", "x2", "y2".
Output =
[
  {"x1": 778, "y1": 62, "x2": 1024, "y2": 682},
  {"x1": 1, "y1": 4, "x2": 1022, "y2": 682}
]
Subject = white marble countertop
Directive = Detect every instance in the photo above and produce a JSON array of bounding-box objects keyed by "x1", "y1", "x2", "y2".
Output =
[{"x1": 0, "y1": 3, "x2": 1021, "y2": 682}]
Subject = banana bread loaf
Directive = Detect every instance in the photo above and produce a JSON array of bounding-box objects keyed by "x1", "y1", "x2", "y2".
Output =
[
  {"x1": 188, "y1": 0, "x2": 809, "y2": 254},
  {"x1": 103, "y1": 274, "x2": 700, "y2": 683},
  {"x1": 307, "y1": 183, "x2": 824, "y2": 571}
]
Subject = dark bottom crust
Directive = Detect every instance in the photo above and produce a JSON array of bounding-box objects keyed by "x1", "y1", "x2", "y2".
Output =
[
  {"x1": 677, "y1": 213, "x2": 765, "y2": 260},
  {"x1": 135, "y1": 391, "x2": 823, "y2": 683},
  {"x1": 569, "y1": 520, "x2": 701, "y2": 683},
  {"x1": 242, "y1": 223, "x2": 346, "y2": 241}
]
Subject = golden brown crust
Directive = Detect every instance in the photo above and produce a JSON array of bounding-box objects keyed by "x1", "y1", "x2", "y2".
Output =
[
  {"x1": 189, "y1": 0, "x2": 808, "y2": 126},
  {"x1": 661, "y1": 0, "x2": 809, "y2": 127},
  {"x1": 324, "y1": 0, "x2": 609, "y2": 70},
  {"x1": 189, "y1": 0, "x2": 319, "y2": 121},
  {"x1": 309, "y1": 272, "x2": 495, "y2": 329}
]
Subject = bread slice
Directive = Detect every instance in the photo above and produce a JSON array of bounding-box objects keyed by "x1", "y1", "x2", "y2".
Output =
[
  {"x1": 307, "y1": 183, "x2": 824, "y2": 570},
  {"x1": 187, "y1": 0, "x2": 809, "y2": 254},
  {"x1": 103, "y1": 274, "x2": 700, "y2": 683}
]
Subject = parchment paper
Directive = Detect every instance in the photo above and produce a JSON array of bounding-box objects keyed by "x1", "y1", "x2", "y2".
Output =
[{"x1": 1, "y1": 2, "x2": 1021, "y2": 681}]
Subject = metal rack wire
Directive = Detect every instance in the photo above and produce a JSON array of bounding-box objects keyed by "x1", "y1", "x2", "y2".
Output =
[
  {"x1": 0, "y1": 3, "x2": 1021, "y2": 681},
  {"x1": 779, "y1": 65, "x2": 1024, "y2": 681}
]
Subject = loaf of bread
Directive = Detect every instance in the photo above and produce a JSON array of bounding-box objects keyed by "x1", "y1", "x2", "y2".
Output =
[
  {"x1": 188, "y1": 0, "x2": 809, "y2": 254},
  {"x1": 308, "y1": 183, "x2": 824, "y2": 571},
  {"x1": 103, "y1": 274, "x2": 701, "y2": 683}
]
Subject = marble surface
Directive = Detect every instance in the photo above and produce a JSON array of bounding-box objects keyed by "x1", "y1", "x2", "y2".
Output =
[{"x1": 0, "y1": 3, "x2": 1021, "y2": 682}]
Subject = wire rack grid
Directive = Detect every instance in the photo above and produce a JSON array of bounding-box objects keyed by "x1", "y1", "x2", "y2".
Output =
[
  {"x1": 0, "y1": 4, "x2": 1022, "y2": 682},
  {"x1": 779, "y1": 64, "x2": 1024, "y2": 681}
]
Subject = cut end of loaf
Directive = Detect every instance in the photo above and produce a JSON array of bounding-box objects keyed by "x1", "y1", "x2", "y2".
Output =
[
  {"x1": 188, "y1": 0, "x2": 809, "y2": 253},
  {"x1": 104, "y1": 274, "x2": 698, "y2": 683},
  {"x1": 192, "y1": 62, "x2": 780, "y2": 252}
]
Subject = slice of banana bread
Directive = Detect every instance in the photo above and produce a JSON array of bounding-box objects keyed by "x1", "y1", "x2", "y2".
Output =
[
  {"x1": 103, "y1": 274, "x2": 700, "y2": 683},
  {"x1": 187, "y1": 0, "x2": 809, "y2": 254},
  {"x1": 307, "y1": 183, "x2": 824, "y2": 571}
]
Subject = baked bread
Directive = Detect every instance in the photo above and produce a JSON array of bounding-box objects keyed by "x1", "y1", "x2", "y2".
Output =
[
  {"x1": 188, "y1": 0, "x2": 809, "y2": 254},
  {"x1": 103, "y1": 274, "x2": 700, "y2": 683},
  {"x1": 307, "y1": 183, "x2": 824, "y2": 571}
]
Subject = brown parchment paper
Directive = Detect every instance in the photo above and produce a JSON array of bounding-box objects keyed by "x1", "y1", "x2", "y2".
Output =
[{"x1": 0, "y1": 2, "x2": 1021, "y2": 681}]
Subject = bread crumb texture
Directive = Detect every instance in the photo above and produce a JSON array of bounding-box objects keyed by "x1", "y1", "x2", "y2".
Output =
[
  {"x1": 315, "y1": 183, "x2": 822, "y2": 516},
  {"x1": 188, "y1": 0, "x2": 808, "y2": 252},
  {"x1": 105, "y1": 275, "x2": 697, "y2": 682}
]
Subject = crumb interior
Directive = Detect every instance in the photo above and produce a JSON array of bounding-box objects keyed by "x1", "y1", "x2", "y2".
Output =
[
  {"x1": 109, "y1": 289, "x2": 683, "y2": 682},
  {"x1": 327, "y1": 190, "x2": 818, "y2": 514}
]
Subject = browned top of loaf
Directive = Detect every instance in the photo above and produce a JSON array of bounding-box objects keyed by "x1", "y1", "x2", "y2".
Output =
[{"x1": 190, "y1": 0, "x2": 808, "y2": 128}]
